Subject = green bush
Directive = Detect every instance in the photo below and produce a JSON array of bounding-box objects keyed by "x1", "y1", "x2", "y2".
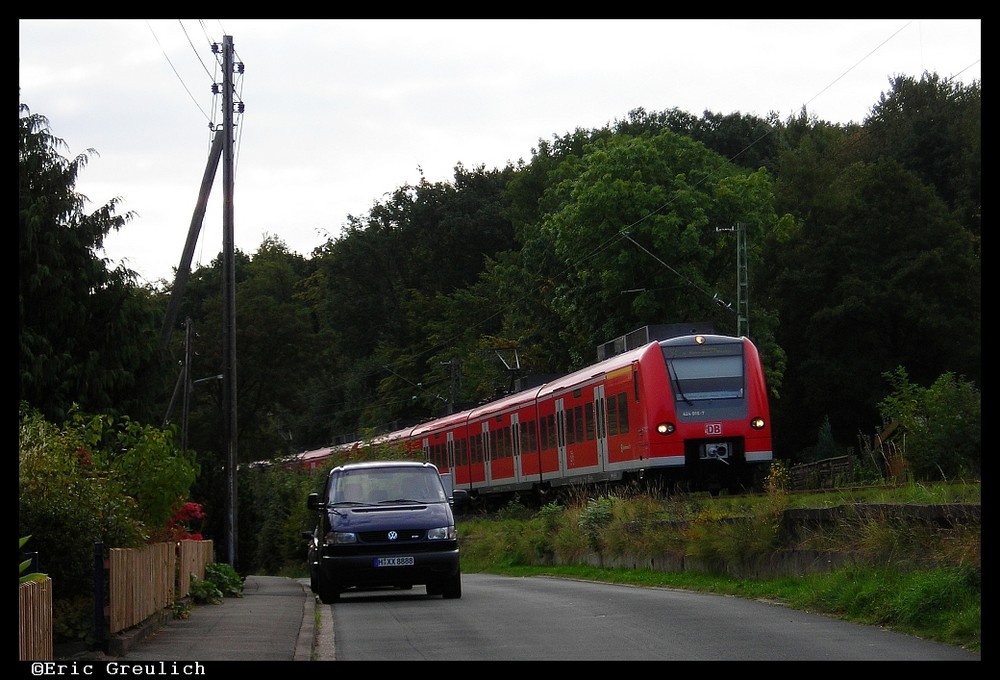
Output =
[
  {"x1": 205, "y1": 562, "x2": 244, "y2": 598},
  {"x1": 878, "y1": 368, "x2": 981, "y2": 480},
  {"x1": 19, "y1": 404, "x2": 200, "y2": 600},
  {"x1": 238, "y1": 465, "x2": 317, "y2": 575},
  {"x1": 578, "y1": 497, "x2": 614, "y2": 552},
  {"x1": 19, "y1": 406, "x2": 143, "y2": 600},
  {"x1": 52, "y1": 596, "x2": 97, "y2": 645},
  {"x1": 189, "y1": 575, "x2": 223, "y2": 604}
]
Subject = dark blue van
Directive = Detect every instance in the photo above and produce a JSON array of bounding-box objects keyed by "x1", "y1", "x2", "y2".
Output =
[{"x1": 305, "y1": 460, "x2": 468, "y2": 602}]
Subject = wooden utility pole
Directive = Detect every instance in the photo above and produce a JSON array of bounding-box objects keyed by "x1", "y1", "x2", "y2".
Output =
[
  {"x1": 159, "y1": 35, "x2": 242, "y2": 569},
  {"x1": 159, "y1": 130, "x2": 224, "y2": 351},
  {"x1": 221, "y1": 35, "x2": 239, "y2": 570}
]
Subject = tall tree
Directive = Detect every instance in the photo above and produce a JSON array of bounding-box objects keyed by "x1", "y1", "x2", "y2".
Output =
[
  {"x1": 487, "y1": 129, "x2": 783, "y2": 374},
  {"x1": 771, "y1": 157, "x2": 980, "y2": 456},
  {"x1": 863, "y1": 73, "x2": 981, "y2": 238},
  {"x1": 19, "y1": 104, "x2": 165, "y2": 423},
  {"x1": 305, "y1": 165, "x2": 517, "y2": 435}
]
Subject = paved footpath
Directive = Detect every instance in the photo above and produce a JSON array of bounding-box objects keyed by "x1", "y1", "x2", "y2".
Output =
[{"x1": 47, "y1": 575, "x2": 333, "y2": 665}]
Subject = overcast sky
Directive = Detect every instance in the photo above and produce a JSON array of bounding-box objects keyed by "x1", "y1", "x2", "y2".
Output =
[{"x1": 19, "y1": 18, "x2": 981, "y2": 285}]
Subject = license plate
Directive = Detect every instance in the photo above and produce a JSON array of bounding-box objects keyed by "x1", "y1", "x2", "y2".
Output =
[{"x1": 375, "y1": 556, "x2": 414, "y2": 567}]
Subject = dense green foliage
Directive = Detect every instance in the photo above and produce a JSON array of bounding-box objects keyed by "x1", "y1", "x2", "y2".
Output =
[
  {"x1": 877, "y1": 367, "x2": 981, "y2": 479},
  {"x1": 238, "y1": 465, "x2": 317, "y2": 576},
  {"x1": 19, "y1": 105, "x2": 168, "y2": 426},
  {"x1": 18, "y1": 404, "x2": 198, "y2": 600},
  {"x1": 189, "y1": 562, "x2": 245, "y2": 604}
]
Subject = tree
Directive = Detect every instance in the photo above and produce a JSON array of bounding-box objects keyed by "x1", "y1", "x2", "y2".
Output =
[
  {"x1": 863, "y1": 72, "x2": 981, "y2": 238},
  {"x1": 19, "y1": 104, "x2": 166, "y2": 424},
  {"x1": 485, "y1": 128, "x2": 782, "y2": 375},
  {"x1": 771, "y1": 157, "x2": 980, "y2": 456},
  {"x1": 304, "y1": 165, "x2": 517, "y2": 434},
  {"x1": 878, "y1": 367, "x2": 980, "y2": 480}
]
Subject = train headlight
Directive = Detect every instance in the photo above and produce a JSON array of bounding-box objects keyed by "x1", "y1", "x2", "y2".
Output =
[
  {"x1": 656, "y1": 422, "x2": 675, "y2": 435},
  {"x1": 750, "y1": 417, "x2": 766, "y2": 430}
]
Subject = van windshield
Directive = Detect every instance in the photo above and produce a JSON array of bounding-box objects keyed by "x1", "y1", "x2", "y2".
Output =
[{"x1": 329, "y1": 468, "x2": 447, "y2": 505}]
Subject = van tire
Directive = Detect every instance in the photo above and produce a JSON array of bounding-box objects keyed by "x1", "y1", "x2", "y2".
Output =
[
  {"x1": 441, "y1": 572, "x2": 462, "y2": 599},
  {"x1": 317, "y1": 575, "x2": 341, "y2": 603}
]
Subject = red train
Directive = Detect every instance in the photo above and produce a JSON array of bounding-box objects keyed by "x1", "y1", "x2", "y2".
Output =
[{"x1": 289, "y1": 327, "x2": 773, "y2": 501}]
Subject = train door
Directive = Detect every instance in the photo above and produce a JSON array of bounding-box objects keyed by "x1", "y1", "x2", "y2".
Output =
[
  {"x1": 444, "y1": 431, "x2": 456, "y2": 489},
  {"x1": 510, "y1": 412, "x2": 523, "y2": 483},
  {"x1": 555, "y1": 398, "x2": 566, "y2": 475},
  {"x1": 481, "y1": 421, "x2": 492, "y2": 486},
  {"x1": 594, "y1": 384, "x2": 609, "y2": 469}
]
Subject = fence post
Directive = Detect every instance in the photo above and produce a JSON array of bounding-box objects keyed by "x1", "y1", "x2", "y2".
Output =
[{"x1": 94, "y1": 542, "x2": 105, "y2": 648}]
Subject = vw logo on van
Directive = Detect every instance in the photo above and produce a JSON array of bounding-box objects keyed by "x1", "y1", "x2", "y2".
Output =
[{"x1": 388, "y1": 531, "x2": 398, "y2": 541}]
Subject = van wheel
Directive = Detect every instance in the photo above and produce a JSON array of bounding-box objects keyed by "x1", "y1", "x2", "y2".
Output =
[
  {"x1": 317, "y1": 575, "x2": 340, "y2": 603},
  {"x1": 441, "y1": 572, "x2": 462, "y2": 599}
]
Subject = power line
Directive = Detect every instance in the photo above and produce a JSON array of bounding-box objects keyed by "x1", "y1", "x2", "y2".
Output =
[{"x1": 145, "y1": 20, "x2": 212, "y2": 125}]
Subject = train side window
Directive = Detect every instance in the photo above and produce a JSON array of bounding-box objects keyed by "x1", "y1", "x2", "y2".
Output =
[
  {"x1": 528, "y1": 420, "x2": 537, "y2": 452},
  {"x1": 585, "y1": 403, "x2": 595, "y2": 441},
  {"x1": 607, "y1": 397, "x2": 619, "y2": 436},
  {"x1": 617, "y1": 392, "x2": 629, "y2": 434},
  {"x1": 574, "y1": 405, "x2": 584, "y2": 443},
  {"x1": 566, "y1": 408, "x2": 576, "y2": 444}
]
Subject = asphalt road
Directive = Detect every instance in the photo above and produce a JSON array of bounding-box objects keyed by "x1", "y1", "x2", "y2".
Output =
[{"x1": 321, "y1": 573, "x2": 980, "y2": 662}]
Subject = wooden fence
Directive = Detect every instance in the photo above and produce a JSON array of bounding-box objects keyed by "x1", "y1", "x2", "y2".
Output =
[
  {"x1": 108, "y1": 543, "x2": 177, "y2": 634},
  {"x1": 19, "y1": 578, "x2": 53, "y2": 661},
  {"x1": 18, "y1": 539, "x2": 214, "y2": 659},
  {"x1": 177, "y1": 539, "x2": 214, "y2": 598},
  {"x1": 790, "y1": 455, "x2": 854, "y2": 490},
  {"x1": 108, "y1": 539, "x2": 214, "y2": 634}
]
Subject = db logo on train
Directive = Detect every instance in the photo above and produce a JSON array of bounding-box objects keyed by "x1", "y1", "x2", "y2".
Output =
[{"x1": 704, "y1": 423, "x2": 723, "y2": 436}]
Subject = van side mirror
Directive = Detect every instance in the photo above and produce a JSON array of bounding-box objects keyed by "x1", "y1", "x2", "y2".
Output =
[
  {"x1": 451, "y1": 489, "x2": 470, "y2": 507},
  {"x1": 307, "y1": 492, "x2": 323, "y2": 511}
]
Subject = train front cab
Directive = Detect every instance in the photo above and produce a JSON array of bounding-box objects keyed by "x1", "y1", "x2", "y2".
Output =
[{"x1": 653, "y1": 335, "x2": 773, "y2": 495}]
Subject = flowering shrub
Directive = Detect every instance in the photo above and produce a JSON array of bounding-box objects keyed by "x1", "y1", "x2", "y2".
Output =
[{"x1": 163, "y1": 501, "x2": 206, "y2": 542}]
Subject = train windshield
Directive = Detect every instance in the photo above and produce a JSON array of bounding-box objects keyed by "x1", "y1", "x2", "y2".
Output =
[{"x1": 663, "y1": 346, "x2": 745, "y2": 401}]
